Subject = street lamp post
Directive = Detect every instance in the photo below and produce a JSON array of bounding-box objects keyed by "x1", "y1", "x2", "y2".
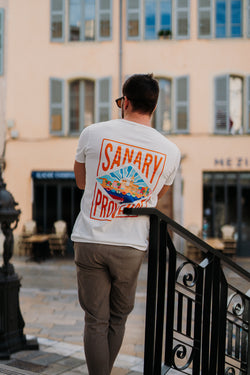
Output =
[{"x1": 0, "y1": 167, "x2": 39, "y2": 359}]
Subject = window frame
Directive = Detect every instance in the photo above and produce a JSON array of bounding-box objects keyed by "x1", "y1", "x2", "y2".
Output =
[
  {"x1": 153, "y1": 76, "x2": 189, "y2": 134},
  {"x1": 198, "y1": 0, "x2": 244, "y2": 39},
  {"x1": 126, "y1": 0, "x2": 190, "y2": 40},
  {"x1": 0, "y1": 8, "x2": 4, "y2": 75},
  {"x1": 214, "y1": 74, "x2": 246, "y2": 134}
]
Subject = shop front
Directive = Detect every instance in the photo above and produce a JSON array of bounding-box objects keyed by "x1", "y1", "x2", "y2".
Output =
[{"x1": 203, "y1": 171, "x2": 250, "y2": 257}]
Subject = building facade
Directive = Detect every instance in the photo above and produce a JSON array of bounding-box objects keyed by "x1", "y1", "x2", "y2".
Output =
[{"x1": 0, "y1": 0, "x2": 249, "y2": 256}]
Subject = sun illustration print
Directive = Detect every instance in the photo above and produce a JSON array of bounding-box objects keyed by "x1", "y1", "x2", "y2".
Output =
[{"x1": 96, "y1": 166, "x2": 152, "y2": 204}]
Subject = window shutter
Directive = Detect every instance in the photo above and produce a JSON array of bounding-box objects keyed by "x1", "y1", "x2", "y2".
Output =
[
  {"x1": 214, "y1": 75, "x2": 229, "y2": 133},
  {"x1": 96, "y1": 77, "x2": 112, "y2": 122},
  {"x1": 97, "y1": 0, "x2": 112, "y2": 41},
  {"x1": 247, "y1": 76, "x2": 250, "y2": 133},
  {"x1": 50, "y1": 78, "x2": 64, "y2": 135},
  {"x1": 50, "y1": 0, "x2": 65, "y2": 42},
  {"x1": 198, "y1": 0, "x2": 212, "y2": 38},
  {"x1": 0, "y1": 9, "x2": 4, "y2": 75},
  {"x1": 175, "y1": 0, "x2": 190, "y2": 39},
  {"x1": 174, "y1": 76, "x2": 189, "y2": 133},
  {"x1": 126, "y1": 0, "x2": 141, "y2": 40}
]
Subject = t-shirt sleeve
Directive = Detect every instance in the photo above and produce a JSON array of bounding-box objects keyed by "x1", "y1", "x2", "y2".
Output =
[
  {"x1": 75, "y1": 127, "x2": 90, "y2": 163},
  {"x1": 165, "y1": 148, "x2": 181, "y2": 186}
]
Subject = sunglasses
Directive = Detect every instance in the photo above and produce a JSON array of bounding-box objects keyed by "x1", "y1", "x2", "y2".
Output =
[{"x1": 115, "y1": 96, "x2": 125, "y2": 108}]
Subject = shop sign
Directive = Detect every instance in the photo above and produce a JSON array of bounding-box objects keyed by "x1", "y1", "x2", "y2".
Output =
[
  {"x1": 214, "y1": 158, "x2": 249, "y2": 168},
  {"x1": 31, "y1": 171, "x2": 75, "y2": 179}
]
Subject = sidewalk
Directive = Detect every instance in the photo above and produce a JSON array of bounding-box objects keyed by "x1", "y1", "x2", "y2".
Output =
[
  {"x1": 0, "y1": 254, "x2": 249, "y2": 375},
  {"x1": 0, "y1": 255, "x2": 148, "y2": 375}
]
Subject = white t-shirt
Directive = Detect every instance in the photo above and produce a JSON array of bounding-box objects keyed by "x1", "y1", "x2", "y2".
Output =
[{"x1": 71, "y1": 119, "x2": 181, "y2": 251}]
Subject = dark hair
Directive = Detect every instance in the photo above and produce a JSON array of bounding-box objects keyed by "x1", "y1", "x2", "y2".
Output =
[{"x1": 122, "y1": 73, "x2": 159, "y2": 115}]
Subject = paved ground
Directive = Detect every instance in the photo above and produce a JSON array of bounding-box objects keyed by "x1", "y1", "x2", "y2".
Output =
[{"x1": 0, "y1": 253, "x2": 249, "y2": 375}]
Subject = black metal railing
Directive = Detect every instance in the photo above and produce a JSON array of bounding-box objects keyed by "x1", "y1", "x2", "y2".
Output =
[{"x1": 124, "y1": 208, "x2": 250, "y2": 375}]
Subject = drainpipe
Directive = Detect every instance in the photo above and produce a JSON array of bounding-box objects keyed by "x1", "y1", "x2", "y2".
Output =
[{"x1": 119, "y1": 0, "x2": 123, "y2": 94}]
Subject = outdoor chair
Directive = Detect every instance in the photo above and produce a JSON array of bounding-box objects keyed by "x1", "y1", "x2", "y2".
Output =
[
  {"x1": 18, "y1": 220, "x2": 37, "y2": 256},
  {"x1": 48, "y1": 220, "x2": 68, "y2": 256},
  {"x1": 221, "y1": 224, "x2": 237, "y2": 258}
]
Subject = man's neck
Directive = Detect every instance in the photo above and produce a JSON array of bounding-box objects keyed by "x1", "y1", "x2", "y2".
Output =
[{"x1": 123, "y1": 113, "x2": 152, "y2": 127}]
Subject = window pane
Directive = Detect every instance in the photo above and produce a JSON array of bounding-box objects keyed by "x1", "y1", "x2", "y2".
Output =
[
  {"x1": 100, "y1": 14, "x2": 110, "y2": 37},
  {"x1": 177, "y1": 11, "x2": 188, "y2": 36},
  {"x1": 99, "y1": 108, "x2": 109, "y2": 122},
  {"x1": 52, "y1": 15, "x2": 63, "y2": 39},
  {"x1": 128, "y1": 0, "x2": 139, "y2": 8},
  {"x1": 177, "y1": 77, "x2": 187, "y2": 101},
  {"x1": 51, "y1": 108, "x2": 62, "y2": 132},
  {"x1": 160, "y1": 0, "x2": 171, "y2": 31},
  {"x1": 100, "y1": 0, "x2": 110, "y2": 10},
  {"x1": 85, "y1": 0, "x2": 95, "y2": 40},
  {"x1": 176, "y1": 106, "x2": 187, "y2": 130},
  {"x1": 99, "y1": 79, "x2": 109, "y2": 102},
  {"x1": 177, "y1": 0, "x2": 188, "y2": 6},
  {"x1": 52, "y1": 0, "x2": 63, "y2": 11},
  {"x1": 229, "y1": 76, "x2": 243, "y2": 134},
  {"x1": 153, "y1": 79, "x2": 171, "y2": 132},
  {"x1": 231, "y1": 0, "x2": 242, "y2": 37},
  {"x1": 216, "y1": 0, "x2": 226, "y2": 38},
  {"x1": 69, "y1": 0, "x2": 81, "y2": 41},
  {"x1": 200, "y1": 0, "x2": 211, "y2": 5},
  {"x1": 70, "y1": 81, "x2": 80, "y2": 132},
  {"x1": 199, "y1": 10, "x2": 211, "y2": 35},
  {"x1": 52, "y1": 81, "x2": 62, "y2": 103},
  {"x1": 84, "y1": 80, "x2": 94, "y2": 127},
  {"x1": 128, "y1": 13, "x2": 139, "y2": 37},
  {"x1": 145, "y1": 1, "x2": 156, "y2": 39}
]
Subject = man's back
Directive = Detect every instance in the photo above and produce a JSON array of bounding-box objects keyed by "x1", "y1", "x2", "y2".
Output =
[{"x1": 71, "y1": 118, "x2": 180, "y2": 250}]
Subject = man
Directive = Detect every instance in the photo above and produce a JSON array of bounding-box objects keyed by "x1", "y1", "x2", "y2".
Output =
[{"x1": 71, "y1": 74, "x2": 180, "y2": 375}]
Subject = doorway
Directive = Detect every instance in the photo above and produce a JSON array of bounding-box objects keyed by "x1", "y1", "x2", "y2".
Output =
[
  {"x1": 203, "y1": 172, "x2": 250, "y2": 257},
  {"x1": 32, "y1": 171, "x2": 83, "y2": 253}
]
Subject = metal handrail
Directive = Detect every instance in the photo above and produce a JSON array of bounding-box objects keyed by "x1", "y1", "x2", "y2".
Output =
[
  {"x1": 124, "y1": 207, "x2": 250, "y2": 375},
  {"x1": 124, "y1": 207, "x2": 250, "y2": 281}
]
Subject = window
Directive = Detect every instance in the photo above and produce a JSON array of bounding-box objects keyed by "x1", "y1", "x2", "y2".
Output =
[
  {"x1": 198, "y1": 0, "x2": 243, "y2": 38},
  {"x1": 50, "y1": 0, "x2": 112, "y2": 42},
  {"x1": 69, "y1": 80, "x2": 94, "y2": 133},
  {"x1": 0, "y1": 8, "x2": 4, "y2": 75},
  {"x1": 127, "y1": 0, "x2": 190, "y2": 40},
  {"x1": 50, "y1": 77, "x2": 111, "y2": 136},
  {"x1": 214, "y1": 75, "x2": 246, "y2": 134},
  {"x1": 152, "y1": 76, "x2": 189, "y2": 133}
]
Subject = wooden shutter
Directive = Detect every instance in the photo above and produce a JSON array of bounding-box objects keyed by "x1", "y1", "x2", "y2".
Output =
[
  {"x1": 50, "y1": 78, "x2": 64, "y2": 135},
  {"x1": 50, "y1": 0, "x2": 65, "y2": 42},
  {"x1": 126, "y1": 0, "x2": 141, "y2": 40},
  {"x1": 98, "y1": 0, "x2": 112, "y2": 41},
  {"x1": 175, "y1": 0, "x2": 190, "y2": 39},
  {"x1": 0, "y1": 9, "x2": 4, "y2": 75},
  {"x1": 214, "y1": 75, "x2": 229, "y2": 133},
  {"x1": 174, "y1": 76, "x2": 189, "y2": 133},
  {"x1": 96, "y1": 77, "x2": 111, "y2": 122},
  {"x1": 198, "y1": 0, "x2": 212, "y2": 38}
]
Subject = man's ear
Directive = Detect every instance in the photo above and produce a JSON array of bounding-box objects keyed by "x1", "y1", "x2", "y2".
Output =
[
  {"x1": 152, "y1": 104, "x2": 157, "y2": 114},
  {"x1": 124, "y1": 96, "x2": 130, "y2": 110}
]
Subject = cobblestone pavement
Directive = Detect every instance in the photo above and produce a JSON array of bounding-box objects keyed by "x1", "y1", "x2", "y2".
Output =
[{"x1": 0, "y1": 254, "x2": 249, "y2": 375}]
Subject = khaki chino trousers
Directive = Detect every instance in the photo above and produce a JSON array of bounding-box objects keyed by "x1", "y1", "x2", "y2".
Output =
[{"x1": 74, "y1": 242, "x2": 145, "y2": 375}]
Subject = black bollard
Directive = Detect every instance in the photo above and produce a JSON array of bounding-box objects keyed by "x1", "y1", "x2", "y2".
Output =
[{"x1": 0, "y1": 167, "x2": 39, "y2": 359}]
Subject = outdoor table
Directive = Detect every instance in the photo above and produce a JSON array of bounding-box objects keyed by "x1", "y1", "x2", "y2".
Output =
[{"x1": 204, "y1": 237, "x2": 224, "y2": 251}]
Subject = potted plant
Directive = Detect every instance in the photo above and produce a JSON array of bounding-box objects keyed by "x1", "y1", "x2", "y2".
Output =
[{"x1": 158, "y1": 29, "x2": 172, "y2": 39}]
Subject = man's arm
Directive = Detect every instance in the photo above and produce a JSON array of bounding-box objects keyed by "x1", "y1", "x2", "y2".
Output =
[
  {"x1": 74, "y1": 161, "x2": 86, "y2": 190},
  {"x1": 158, "y1": 185, "x2": 170, "y2": 199}
]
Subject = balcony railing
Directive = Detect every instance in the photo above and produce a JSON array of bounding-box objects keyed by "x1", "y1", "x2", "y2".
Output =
[{"x1": 124, "y1": 208, "x2": 250, "y2": 375}]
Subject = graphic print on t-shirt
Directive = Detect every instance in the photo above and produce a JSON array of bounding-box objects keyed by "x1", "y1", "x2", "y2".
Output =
[{"x1": 90, "y1": 139, "x2": 166, "y2": 221}]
